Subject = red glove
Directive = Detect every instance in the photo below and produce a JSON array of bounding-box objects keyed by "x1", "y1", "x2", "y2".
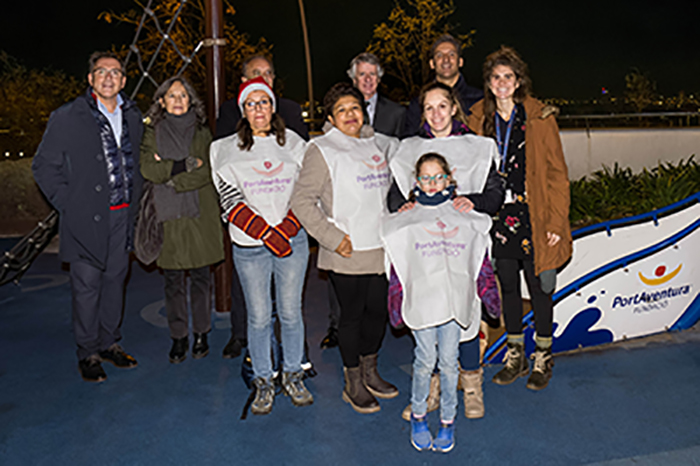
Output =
[
  {"x1": 276, "y1": 210, "x2": 301, "y2": 241},
  {"x1": 262, "y1": 228, "x2": 292, "y2": 258},
  {"x1": 227, "y1": 202, "x2": 270, "y2": 240}
]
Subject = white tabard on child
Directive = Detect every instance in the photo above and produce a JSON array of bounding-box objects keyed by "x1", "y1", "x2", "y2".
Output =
[
  {"x1": 312, "y1": 127, "x2": 397, "y2": 250},
  {"x1": 389, "y1": 134, "x2": 499, "y2": 199},
  {"x1": 381, "y1": 203, "x2": 492, "y2": 339},
  {"x1": 210, "y1": 129, "x2": 306, "y2": 246}
]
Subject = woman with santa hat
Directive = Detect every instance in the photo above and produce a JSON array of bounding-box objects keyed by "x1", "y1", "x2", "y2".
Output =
[{"x1": 210, "y1": 76, "x2": 312, "y2": 415}]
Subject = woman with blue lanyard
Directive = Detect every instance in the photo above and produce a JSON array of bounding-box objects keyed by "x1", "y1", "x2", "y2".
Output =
[{"x1": 467, "y1": 46, "x2": 572, "y2": 390}]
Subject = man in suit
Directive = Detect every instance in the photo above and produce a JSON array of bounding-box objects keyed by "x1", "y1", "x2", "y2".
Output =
[
  {"x1": 347, "y1": 52, "x2": 405, "y2": 138},
  {"x1": 33, "y1": 52, "x2": 143, "y2": 382},
  {"x1": 402, "y1": 34, "x2": 483, "y2": 138},
  {"x1": 215, "y1": 55, "x2": 310, "y2": 360}
]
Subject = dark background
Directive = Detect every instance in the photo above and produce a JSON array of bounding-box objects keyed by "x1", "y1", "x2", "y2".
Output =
[{"x1": 1, "y1": 0, "x2": 698, "y2": 102}]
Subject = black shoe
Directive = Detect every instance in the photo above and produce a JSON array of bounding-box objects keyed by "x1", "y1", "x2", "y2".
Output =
[
  {"x1": 320, "y1": 327, "x2": 338, "y2": 349},
  {"x1": 78, "y1": 355, "x2": 107, "y2": 383},
  {"x1": 222, "y1": 335, "x2": 246, "y2": 359},
  {"x1": 169, "y1": 337, "x2": 188, "y2": 364},
  {"x1": 526, "y1": 347, "x2": 554, "y2": 391},
  {"x1": 99, "y1": 344, "x2": 138, "y2": 369},
  {"x1": 192, "y1": 333, "x2": 209, "y2": 359}
]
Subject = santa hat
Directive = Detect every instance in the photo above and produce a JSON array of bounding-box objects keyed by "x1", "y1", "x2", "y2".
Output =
[{"x1": 237, "y1": 76, "x2": 276, "y2": 113}]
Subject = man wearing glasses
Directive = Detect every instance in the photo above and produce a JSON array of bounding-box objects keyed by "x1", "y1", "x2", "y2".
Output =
[{"x1": 33, "y1": 52, "x2": 144, "y2": 383}]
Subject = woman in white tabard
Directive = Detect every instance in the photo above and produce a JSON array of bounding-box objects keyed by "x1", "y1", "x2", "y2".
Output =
[
  {"x1": 210, "y1": 77, "x2": 312, "y2": 416},
  {"x1": 387, "y1": 81, "x2": 504, "y2": 421},
  {"x1": 290, "y1": 82, "x2": 399, "y2": 414}
]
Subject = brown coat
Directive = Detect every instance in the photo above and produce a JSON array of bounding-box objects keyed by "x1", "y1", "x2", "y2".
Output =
[{"x1": 467, "y1": 96, "x2": 572, "y2": 275}]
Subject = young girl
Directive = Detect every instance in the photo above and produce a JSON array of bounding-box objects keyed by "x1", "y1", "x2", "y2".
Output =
[{"x1": 381, "y1": 153, "x2": 493, "y2": 453}]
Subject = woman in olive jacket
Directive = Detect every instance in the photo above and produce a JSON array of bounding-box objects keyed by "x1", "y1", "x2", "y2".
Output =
[
  {"x1": 467, "y1": 46, "x2": 572, "y2": 391},
  {"x1": 140, "y1": 77, "x2": 224, "y2": 363}
]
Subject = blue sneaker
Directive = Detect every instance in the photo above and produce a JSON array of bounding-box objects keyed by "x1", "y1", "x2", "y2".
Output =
[
  {"x1": 432, "y1": 422, "x2": 455, "y2": 453},
  {"x1": 410, "y1": 414, "x2": 432, "y2": 451}
]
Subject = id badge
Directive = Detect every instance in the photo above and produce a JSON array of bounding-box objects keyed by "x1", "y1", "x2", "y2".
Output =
[{"x1": 504, "y1": 189, "x2": 515, "y2": 204}]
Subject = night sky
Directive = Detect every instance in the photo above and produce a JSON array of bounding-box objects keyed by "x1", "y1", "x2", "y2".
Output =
[{"x1": 1, "y1": 0, "x2": 698, "y2": 102}]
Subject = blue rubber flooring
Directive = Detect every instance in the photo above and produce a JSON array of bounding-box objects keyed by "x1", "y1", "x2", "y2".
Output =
[{"x1": 1, "y1": 237, "x2": 700, "y2": 466}]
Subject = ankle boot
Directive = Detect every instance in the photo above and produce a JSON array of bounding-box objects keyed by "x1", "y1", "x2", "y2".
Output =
[
  {"x1": 402, "y1": 372, "x2": 440, "y2": 421},
  {"x1": 492, "y1": 342, "x2": 529, "y2": 385},
  {"x1": 342, "y1": 366, "x2": 380, "y2": 414},
  {"x1": 192, "y1": 333, "x2": 209, "y2": 359},
  {"x1": 526, "y1": 347, "x2": 554, "y2": 390},
  {"x1": 359, "y1": 353, "x2": 399, "y2": 399},
  {"x1": 169, "y1": 337, "x2": 188, "y2": 364},
  {"x1": 460, "y1": 368, "x2": 484, "y2": 419}
]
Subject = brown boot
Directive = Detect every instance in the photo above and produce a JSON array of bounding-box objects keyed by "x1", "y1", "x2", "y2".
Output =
[
  {"x1": 359, "y1": 353, "x2": 399, "y2": 399},
  {"x1": 402, "y1": 372, "x2": 440, "y2": 421},
  {"x1": 460, "y1": 368, "x2": 484, "y2": 419},
  {"x1": 342, "y1": 366, "x2": 380, "y2": 414}
]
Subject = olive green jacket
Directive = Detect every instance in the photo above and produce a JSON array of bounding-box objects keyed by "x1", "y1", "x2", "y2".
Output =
[{"x1": 140, "y1": 124, "x2": 224, "y2": 270}]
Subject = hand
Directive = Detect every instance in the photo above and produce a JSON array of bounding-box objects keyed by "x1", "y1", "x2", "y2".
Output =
[
  {"x1": 546, "y1": 231, "x2": 561, "y2": 247},
  {"x1": 153, "y1": 153, "x2": 162, "y2": 161},
  {"x1": 452, "y1": 196, "x2": 474, "y2": 213},
  {"x1": 335, "y1": 235, "x2": 353, "y2": 258},
  {"x1": 398, "y1": 201, "x2": 416, "y2": 213}
]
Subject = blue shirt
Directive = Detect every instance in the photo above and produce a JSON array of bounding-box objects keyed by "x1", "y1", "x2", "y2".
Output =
[{"x1": 97, "y1": 94, "x2": 124, "y2": 147}]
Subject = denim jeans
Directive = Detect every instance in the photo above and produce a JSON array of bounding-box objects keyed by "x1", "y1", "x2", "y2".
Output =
[
  {"x1": 411, "y1": 319, "x2": 461, "y2": 422},
  {"x1": 233, "y1": 229, "x2": 309, "y2": 380}
]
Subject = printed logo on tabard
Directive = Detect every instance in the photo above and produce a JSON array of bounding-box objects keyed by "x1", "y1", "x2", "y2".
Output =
[
  {"x1": 252, "y1": 160, "x2": 285, "y2": 177},
  {"x1": 362, "y1": 154, "x2": 387, "y2": 170},
  {"x1": 638, "y1": 263, "x2": 682, "y2": 286},
  {"x1": 423, "y1": 219, "x2": 459, "y2": 239}
]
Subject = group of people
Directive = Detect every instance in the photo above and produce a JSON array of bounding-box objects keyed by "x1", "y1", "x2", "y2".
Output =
[{"x1": 32, "y1": 33, "x2": 572, "y2": 454}]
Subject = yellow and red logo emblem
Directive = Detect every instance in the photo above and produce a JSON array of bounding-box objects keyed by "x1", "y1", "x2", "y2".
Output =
[{"x1": 638, "y1": 264, "x2": 682, "y2": 286}]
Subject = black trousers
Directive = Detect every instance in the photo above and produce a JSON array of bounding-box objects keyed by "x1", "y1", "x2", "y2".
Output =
[
  {"x1": 329, "y1": 272, "x2": 388, "y2": 368},
  {"x1": 228, "y1": 262, "x2": 248, "y2": 341},
  {"x1": 496, "y1": 257, "x2": 553, "y2": 338},
  {"x1": 69, "y1": 209, "x2": 129, "y2": 361},
  {"x1": 163, "y1": 266, "x2": 212, "y2": 339}
]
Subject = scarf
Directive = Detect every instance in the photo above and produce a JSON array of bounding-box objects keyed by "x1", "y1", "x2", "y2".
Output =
[
  {"x1": 153, "y1": 110, "x2": 200, "y2": 222},
  {"x1": 413, "y1": 184, "x2": 456, "y2": 206}
]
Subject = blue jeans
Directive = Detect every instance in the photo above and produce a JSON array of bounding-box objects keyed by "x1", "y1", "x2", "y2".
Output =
[
  {"x1": 233, "y1": 229, "x2": 309, "y2": 380},
  {"x1": 412, "y1": 320, "x2": 461, "y2": 422}
]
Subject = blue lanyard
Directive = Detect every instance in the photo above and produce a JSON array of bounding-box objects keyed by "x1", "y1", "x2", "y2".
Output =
[{"x1": 495, "y1": 107, "x2": 516, "y2": 172}]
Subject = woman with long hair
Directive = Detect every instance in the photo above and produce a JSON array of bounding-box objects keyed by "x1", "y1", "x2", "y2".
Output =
[
  {"x1": 290, "y1": 82, "x2": 399, "y2": 414},
  {"x1": 467, "y1": 46, "x2": 572, "y2": 390},
  {"x1": 210, "y1": 77, "x2": 312, "y2": 415},
  {"x1": 140, "y1": 76, "x2": 224, "y2": 363}
]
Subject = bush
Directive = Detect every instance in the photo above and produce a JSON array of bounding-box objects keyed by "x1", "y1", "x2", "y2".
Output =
[
  {"x1": 0, "y1": 159, "x2": 51, "y2": 221},
  {"x1": 570, "y1": 156, "x2": 700, "y2": 227}
]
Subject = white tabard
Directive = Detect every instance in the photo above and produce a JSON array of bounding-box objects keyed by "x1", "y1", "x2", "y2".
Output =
[
  {"x1": 389, "y1": 134, "x2": 499, "y2": 199},
  {"x1": 210, "y1": 129, "x2": 306, "y2": 246},
  {"x1": 381, "y1": 202, "x2": 492, "y2": 337},
  {"x1": 313, "y1": 127, "x2": 396, "y2": 251}
]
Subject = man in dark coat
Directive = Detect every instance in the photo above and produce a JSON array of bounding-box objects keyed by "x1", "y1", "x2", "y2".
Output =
[
  {"x1": 215, "y1": 55, "x2": 309, "y2": 141},
  {"x1": 32, "y1": 52, "x2": 143, "y2": 382},
  {"x1": 215, "y1": 55, "x2": 310, "y2": 360},
  {"x1": 402, "y1": 34, "x2": 483, "y2": 138},
  {"x1": 348, "y1": 52, "x2": 405, "y2": 138}
]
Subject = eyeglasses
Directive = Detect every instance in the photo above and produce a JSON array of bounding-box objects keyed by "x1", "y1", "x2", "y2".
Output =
[
  {"x1": 245, "y1": 99, "x2": 271, "y2": 110},
  {"x1": 93, "y1": 68, "x2": 123, "y2": 78},
  {"x1": 417, "y1": 173, "x2": 448, "y2": 185}
]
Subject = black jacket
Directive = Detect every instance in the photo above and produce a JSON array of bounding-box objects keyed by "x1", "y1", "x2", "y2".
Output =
[
  {"x1": 32, "y1": 91, "x2": 144, "y2": 268},
  {"x1": 402, "y1": 74, "x2": 483, "y2": 138},
  {"x1": 373, "y1": 94, "x2": 406, "y2": 138},
  {"x1": 215, "y1": 96, "x2": 309, "y2": 141}
]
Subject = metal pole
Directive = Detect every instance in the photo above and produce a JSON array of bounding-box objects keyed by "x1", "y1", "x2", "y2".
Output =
[
  {"x1": 205, "y1": 0, "x2": 232, "y2": 314},
  {"x1": 205, "y1": 0, "x2": 226, "y2": 132},
  {"x1": 298, "y1": 0, "x2": 314, "y2": 127}
]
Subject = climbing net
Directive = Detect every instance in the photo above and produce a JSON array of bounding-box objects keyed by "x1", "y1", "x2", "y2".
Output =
[{"x1": 122, "y1": 0, "x2": 206, "y2": 99}]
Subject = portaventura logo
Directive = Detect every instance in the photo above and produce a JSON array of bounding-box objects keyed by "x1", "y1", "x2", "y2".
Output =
[
  {"x1": 362, "y1": 154, "x2": 388, "y2": 170},
  {"x1": 252, "y1": 161, "x2": 284, "y2": 177},
  {"x1": 612, "y1": 263, "x2": 691, "y2": 309}
]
